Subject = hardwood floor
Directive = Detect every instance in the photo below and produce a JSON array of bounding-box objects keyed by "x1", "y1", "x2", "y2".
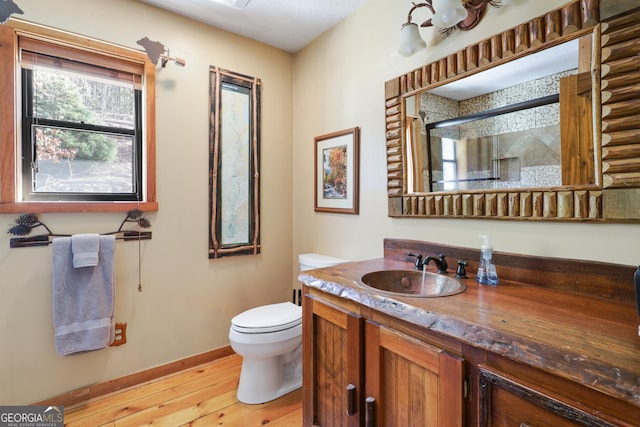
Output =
[{"x1": 64, "y1": 354, "x2": 302, "y2": 426}]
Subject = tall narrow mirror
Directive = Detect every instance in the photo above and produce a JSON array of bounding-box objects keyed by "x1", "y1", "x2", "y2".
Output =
[{"x1": 209, "y1": 66, "x2": 261, "y2": 259}]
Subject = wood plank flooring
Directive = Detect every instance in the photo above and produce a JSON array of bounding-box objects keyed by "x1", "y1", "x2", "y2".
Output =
[{"x1": 64, "y1": 354, "x2": 302, "y2": 426}]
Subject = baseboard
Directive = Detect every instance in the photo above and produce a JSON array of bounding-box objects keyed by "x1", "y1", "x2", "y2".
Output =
[{"x1": 33, "y1": 345, "x2": 235, "y2": 408}]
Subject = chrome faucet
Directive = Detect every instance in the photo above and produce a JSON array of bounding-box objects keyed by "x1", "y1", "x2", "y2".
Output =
[{"x1": 407, "y1": 252, "x2": 448, "y2": 274}]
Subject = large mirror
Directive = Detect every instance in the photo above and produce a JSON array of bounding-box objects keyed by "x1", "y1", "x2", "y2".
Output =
[
  {"x1": 405, "y1": 36, "x2": 592, "y2": 194},
  {"x1": 385, "y1": 0, "x2": 640, "y2": 221}
]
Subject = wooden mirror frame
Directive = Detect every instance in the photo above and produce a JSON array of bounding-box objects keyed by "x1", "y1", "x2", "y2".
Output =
[
  {"x1": 385, "y1": 0, "x2": 640, "y2": 222},
  {"x1": 208, "y1": 66, "x2": 261, "y2": 258}
]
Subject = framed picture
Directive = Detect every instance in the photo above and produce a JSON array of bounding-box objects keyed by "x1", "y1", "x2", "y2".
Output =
[{"x1": 314, "y1": 127, "x2": 360, "y2": 214}]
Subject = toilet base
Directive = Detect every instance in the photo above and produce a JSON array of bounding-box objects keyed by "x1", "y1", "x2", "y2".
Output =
[{"x1": 237, "y1": 347, "x2": 302, "y2": 404}]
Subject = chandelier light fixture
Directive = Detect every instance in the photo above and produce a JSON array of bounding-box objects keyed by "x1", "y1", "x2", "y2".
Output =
[{"x1": 399, "y1": 0, "x2": 512, "y2": 57}]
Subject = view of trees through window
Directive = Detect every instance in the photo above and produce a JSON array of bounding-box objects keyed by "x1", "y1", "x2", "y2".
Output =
[{"x1": 27, "y1": 65, "x2": 139, "y2": 196}]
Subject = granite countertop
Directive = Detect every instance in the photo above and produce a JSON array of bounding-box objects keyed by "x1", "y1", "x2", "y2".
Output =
[{"x1": 299, "y1": 257, "x2": 640, "y2": 408}]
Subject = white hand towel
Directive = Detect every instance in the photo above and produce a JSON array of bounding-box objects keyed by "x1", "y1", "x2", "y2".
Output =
[
  {"x1": 71, "y1": 233, "x2": 100, "y2": 268},
  {"x1": 52, "y1": 235, "x2": 116, "y2": 356}
]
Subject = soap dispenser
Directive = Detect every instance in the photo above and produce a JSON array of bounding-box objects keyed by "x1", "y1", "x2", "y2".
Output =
[{"x1": 477, "y1": 235, "x2": 499, "y2": 286}]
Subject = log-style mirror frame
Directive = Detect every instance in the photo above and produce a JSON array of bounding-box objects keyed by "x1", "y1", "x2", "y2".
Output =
[
  {"x1": 209, "y1": 66, "x2": 261, "y2": 258},
  {"x1": 385, "y1": 0, "x2": 640, "y2": 222}
]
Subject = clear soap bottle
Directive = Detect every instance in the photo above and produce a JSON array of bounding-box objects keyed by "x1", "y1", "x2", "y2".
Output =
[{"x1": 477, "y1": 234, "x2": 499, "y2": 286}]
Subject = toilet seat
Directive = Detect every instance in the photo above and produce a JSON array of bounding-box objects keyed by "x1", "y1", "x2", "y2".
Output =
[{"x1": 231, "y1": 302, "x2": 302, "y2": 334}]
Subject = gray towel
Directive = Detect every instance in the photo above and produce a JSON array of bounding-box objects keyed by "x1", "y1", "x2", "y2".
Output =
[
  {"x1": 71, "y1": 233, "x2": 100, "y2": 268},
  {"x1": 52, "y1": 235, "x2": 116, "y2": 356}
]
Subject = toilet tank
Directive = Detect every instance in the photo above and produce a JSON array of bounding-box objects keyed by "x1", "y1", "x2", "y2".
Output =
[{"x1": 298, "y1": 253, "x2": 349, "y2": 271}]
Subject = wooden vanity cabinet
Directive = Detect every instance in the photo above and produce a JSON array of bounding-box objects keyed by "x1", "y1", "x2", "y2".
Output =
[
  {"x1": 303, "y1": 293, "x2": 363, "y2": 427},
  {"x1": 303, "y1": 288, "x2": 640, "y2": 427},
  {"x1": 477, "y1": 358, "x2": 640, "y2": 427},
  {"x1": 303, "y1": 291, "x2": 465, "y2": 427},
  {"x1": 365, "y1": 320, "x2": 464, "y2": 427},
  {"x1": 480, "y1": 365, "x2": 598, "y2": 427},
  {"x1": 301, "y1": 242, "x2": 640, "y2": 426}
]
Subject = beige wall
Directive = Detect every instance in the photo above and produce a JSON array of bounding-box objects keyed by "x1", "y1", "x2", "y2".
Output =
[
  {"x1": 292, "y1": 0, "x2": 640, "y2": 264},
  {"x1": 0, "y1": 0, "x2": 293, "y2": 404}
]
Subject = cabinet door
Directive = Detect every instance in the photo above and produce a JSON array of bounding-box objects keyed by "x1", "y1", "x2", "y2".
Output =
[
  {"x1": 303, "y1": 294, "x2": 363, "y2": 427},
  {"x1": 479, "y1": 365, "x2": 618, "y2": 427},
  {"x1": 364, "y1": 321, "x2": 465, "y2": 427}
]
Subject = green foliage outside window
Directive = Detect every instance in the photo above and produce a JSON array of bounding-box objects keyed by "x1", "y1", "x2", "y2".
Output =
[{"x1": 33, "y1": 70, "x2": 135, "y2": 162}]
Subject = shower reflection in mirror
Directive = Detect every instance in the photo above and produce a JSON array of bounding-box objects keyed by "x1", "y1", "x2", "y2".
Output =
[{"x1": 405, "y1": 39, "x2": 583, "y2": 194}]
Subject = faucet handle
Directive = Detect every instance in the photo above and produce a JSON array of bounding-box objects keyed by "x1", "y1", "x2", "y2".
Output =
[
  {"x1": 436, "y1": 254, "x2": 448, "y2": 274},
  {"x1": 455, "y1": 260, "x2": 468, "y2": 279},
  {"x1": 407, "y1": 252, "x2": 424, "y2": 270}
]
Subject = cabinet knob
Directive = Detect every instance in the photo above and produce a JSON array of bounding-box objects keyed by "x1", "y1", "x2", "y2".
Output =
[
  {"x1": 346, "y1": 384, "x2": 356, "y2": 416},
  {"x1": 365, "y1": 396, "x2": 376, "y2": 427}
]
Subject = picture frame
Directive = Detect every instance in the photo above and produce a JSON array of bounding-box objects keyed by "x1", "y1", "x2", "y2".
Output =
[{"x1": 314, "y1": 127, "x2": 360, "y2": 214}]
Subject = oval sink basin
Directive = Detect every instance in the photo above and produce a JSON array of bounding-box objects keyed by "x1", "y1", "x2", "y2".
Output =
[{"x1": 360, "y1": 270, "x2": 466, "y2": 298}]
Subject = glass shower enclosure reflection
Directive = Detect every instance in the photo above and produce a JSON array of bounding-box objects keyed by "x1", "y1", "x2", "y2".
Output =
[{"x1": 425, "y1": 98, "x2": 562, "y2": 192}]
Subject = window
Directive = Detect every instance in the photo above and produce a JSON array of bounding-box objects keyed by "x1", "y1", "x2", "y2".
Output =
[
  {"x1": 21, "y1": 51, "x2": 143, "y2": 202},
  {"x1": 0, "y1": 22, "x2": 157, "y2": 213},
  {"x1": 441, "y1": 138, "x2": 457, "y2": 191}
]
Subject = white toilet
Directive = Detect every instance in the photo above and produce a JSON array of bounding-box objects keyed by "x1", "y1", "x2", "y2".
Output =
[{"x1": 229, "y1": 253, "x2": 349, "y2": 404}]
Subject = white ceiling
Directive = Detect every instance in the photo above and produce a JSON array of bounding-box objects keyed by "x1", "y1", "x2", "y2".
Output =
[{"x1": 138, "y1": 0, "x2": 369, "y2": 53}]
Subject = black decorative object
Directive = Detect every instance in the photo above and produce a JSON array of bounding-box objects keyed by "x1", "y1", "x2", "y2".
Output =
[
  {"x1": 116, "y1": 208, "x2": 152, "y2": 232},
  {"x1": 0, "y1": 0, "x2": 23, "y2": 25},
  {"x1": 7, "y1": 213, "x2": 51, "y2": 236},
  {"x1": 136, "y1": 37, "x2": 165, "y2": 65},
  {"x1": 137, "y1": 37, "x2": 185, "y2": 67}
]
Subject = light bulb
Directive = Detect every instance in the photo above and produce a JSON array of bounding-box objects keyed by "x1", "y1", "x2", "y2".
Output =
[
  {"x1": 432, "y1": 0, "x2": 468, "y2": 28},
  {"x1": 398, "y1": 23, "x2": 427, "y2": 57},
  {"x1": 440, "y1": 8, "x2": 457, "y2": 25}
]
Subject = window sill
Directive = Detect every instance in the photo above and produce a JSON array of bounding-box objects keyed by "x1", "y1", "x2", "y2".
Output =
[{"x1": 0, "y1": 201, "x2": 158, "y2": 214}]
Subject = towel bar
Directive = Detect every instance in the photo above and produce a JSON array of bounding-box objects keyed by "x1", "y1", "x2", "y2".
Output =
[{"x1": 7, "y1": 210, "x2": 152, "y2": 248}]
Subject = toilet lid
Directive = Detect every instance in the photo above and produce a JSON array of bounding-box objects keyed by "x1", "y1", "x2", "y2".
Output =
[{"x1": 231, "y1": 302, "x2": 302, "y2": 334}]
